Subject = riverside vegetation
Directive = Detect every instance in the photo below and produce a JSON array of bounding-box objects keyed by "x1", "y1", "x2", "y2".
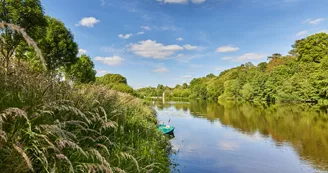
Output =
[
  {"x1": 0, "y1": 0, "x2": 170, "y2": 172},
  {"x1": 137, "y1": 33, "x2": 328, "y2": 105},
  {"x1": 1, "y1": 0, "x2": 328, "y2": 172}
]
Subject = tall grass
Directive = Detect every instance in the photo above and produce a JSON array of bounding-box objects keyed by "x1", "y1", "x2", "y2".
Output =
[
  {"x1": 0, "y1": 22, "x2": 171, "y2": 172},
  {"x1": 0, "y1": 68, "x2": 171, "y2": 172}
]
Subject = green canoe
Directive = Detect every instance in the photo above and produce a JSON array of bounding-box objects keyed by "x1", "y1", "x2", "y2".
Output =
[{"x1": 158, "y1": 124, "x2": 175, "y2": 135}]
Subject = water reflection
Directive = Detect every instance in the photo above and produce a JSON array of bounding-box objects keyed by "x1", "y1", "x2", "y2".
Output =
[{"x1": 155, "y1": 101, "x2": 328, "y2": 172}]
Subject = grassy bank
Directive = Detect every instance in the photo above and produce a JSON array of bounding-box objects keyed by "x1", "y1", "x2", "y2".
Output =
[{"x1": 0, "y1": 67, "x2": 171, "y2": 173}]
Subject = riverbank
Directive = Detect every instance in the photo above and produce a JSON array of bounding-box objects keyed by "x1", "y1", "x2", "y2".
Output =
[{"x1": 0, "y1": 68, "x2": 171, "y2": 173}]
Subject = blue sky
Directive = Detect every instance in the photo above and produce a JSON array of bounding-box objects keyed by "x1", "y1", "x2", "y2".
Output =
[{"x1": 42, "y1": 0, "x2": 328, "y2": 88}]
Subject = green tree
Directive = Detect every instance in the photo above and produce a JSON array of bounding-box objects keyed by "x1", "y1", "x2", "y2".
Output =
[
  {"x1": 137, "y1": 87, "x2": 158, "y2": 97},
  {"x1": 241, "y1": 83, "x2": 254, "y2": 100},
  {"x1": 206, "y1": 73, "x2": 216, "y2": 78},
  {"x1": 156, "y1": 84, "x2": 165, "y2": 96},
  {"x1": 138, "y1": 33, "x2": 328, "y2": 103},
  {"x1": 66, "y1": 54, "x2": 96, "y2": 83},
  {"x1": 221, "y1": 79, "x2": 241, "y2": 100},
  {"x1": 174, "y1": 84, "x2": 182, "y2": 89},
  {"x1": 291, "y1": 33, "x2": 328, "y2": 63},
  {"x1": 96, "y1": 74, "x2": 137, "y2": 94},
  {"x1": 157, "y1": 84, "x2": 164, "y2": 90},
  {"x1": 190, "y1": 78, "x2": 208, "y2": 99},
  {"x1": 96, "y1": 73, "x2": 128, "y2": 86},
  {"x1": 244, "y1": 62, "x2": 255, "y2": 68},
  {"x1": 267, "y1": 53, "x2": 282, "y2": 60},
  {"x1": 207, "y1": 79, "x2": 224, "y2": 100},
  {"x1": 111, "y1": 83, "x2": 135, "y2": 94},
  {"x1": 182, "y1": 83, "x2": 188, "y2": 89},
  {"x1": 0, "y1": 0, "x2": 47, "y2": 72},
  {"x1": 39, "y1": 16, "x2": 78, "y2": 71},
  {"x1": 257, "y1": 62, "x2": 268, "y2": 72}
]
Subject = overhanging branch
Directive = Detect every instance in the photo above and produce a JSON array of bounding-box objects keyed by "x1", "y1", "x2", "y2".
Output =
[{"x1": 0, "y1": 21, "x2": 47, "y2": 71}]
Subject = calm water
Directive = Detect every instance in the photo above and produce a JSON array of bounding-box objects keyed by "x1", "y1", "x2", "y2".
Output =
[{"x1": 154, "y1": 101, "x2": 328, "y2": 173}]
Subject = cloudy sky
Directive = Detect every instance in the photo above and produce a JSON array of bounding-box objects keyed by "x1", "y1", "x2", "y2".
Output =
[{"x1": 43, "y1": 0, "x2": 328, "y2": 88}]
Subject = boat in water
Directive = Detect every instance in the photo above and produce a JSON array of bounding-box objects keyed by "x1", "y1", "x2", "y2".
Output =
[{"x1": 158, "y1": 124, "x2": 175, "y2": 135}]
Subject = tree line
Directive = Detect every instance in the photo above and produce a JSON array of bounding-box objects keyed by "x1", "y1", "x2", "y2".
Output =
[{"x1": 138, "y1": 33, "x2": 328, "y2": 104}]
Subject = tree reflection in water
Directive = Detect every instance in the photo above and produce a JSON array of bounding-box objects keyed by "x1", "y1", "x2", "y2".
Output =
[{"x1": 155, "y1": 101, "x2": 328, "y2": 171}]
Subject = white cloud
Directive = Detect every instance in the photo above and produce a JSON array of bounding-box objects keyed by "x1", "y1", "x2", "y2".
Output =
[
  {"x1": 220, "y1": 53, "x2": 265, "y2": 62},
  {"x1": 157, "y1": 0, "x2": 188, "y2": 4},
  {"x1": 130, "y1": 40, "x2": 184, "y2": 59},
  {"x1": 221, "y1": 57, "x2": 234, "y2": 60},
  {"x1": 191, "y1": 0, "x2": 206, "y2": 4},
  {"x1": 78, "y1": 49, "x2": 87, "y2": 56},
  {"x1": 94, "y1": 56, "x2": 124, "y2": 66},
  {"x1": 136, "y1": 31, "x2": 144, "y2": 35},
  {"x1": 216, "y1": 45, "x2": 240, "y2": 53},
  {"x1": 184, "y1": 44, "x2": 198, "y2": 50},
  {"x1": 141, "y1": 26, "x2": 151, "y2": 30},
  {"x1": 302, "y1": 19, "x2": 311, "y2": 23},
  {"x1": 234, "y1": 53, "x2": 265, "y2": 62},
  {"x1": 174, "y1": 53, "x2": 208, "y2": 63},
  {"x1": 176, "y1": 37, "x2": 184, "y2": 41},
  {"x1": 96, "y1": 70, "x2": 110, "y2": 75},
  {"x1": 153, "y1": 67, "x2": 169, "y2": 73},
  {"x1": 296, "y1": 30, "x2": 308, "y2": 37},
  {"x1": 118, "y1": 33, "x2": 133, "y2": 39},
  {"x1": 148, "y1": 25, "x2": 178, "y2": 31},
  {"x1": 156, "y1": 0, "x2": 206, "y2": 4},
  {"x1": 101, "y1": 46, "x2": 127, "y2": 55},
  {"x1": 76, "y1": 17, "x2": 100, "y2": 27},
  {"x1": 303, "y1": 18, "x2": 326, "y2": 25},
  {"x1": 310, "y1": 18, "x2": 325, "y2": 24}
]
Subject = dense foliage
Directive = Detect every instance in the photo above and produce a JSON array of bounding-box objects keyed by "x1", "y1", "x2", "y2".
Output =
[
  {"x1": 139, "y1": 33, "x2": 328, "y2": 104},
  {"x1": 96, "y1": 73, "x2": 135, "y2": 95},
  {"x1": 137, "y1": 85, "x2": 172, "y2": 98},
  {"x1": 66, "y1": 54, "x2": 96, "y2": 84},
  {"x1": 40, "y1": 16, "x2": 79, "y2": 71},
  {"x1": 0, "y1": 0, "x2": 171, "y2": 172},
  {"x1": 0, "y1": 0, "x2": 47, "y2": 73}
]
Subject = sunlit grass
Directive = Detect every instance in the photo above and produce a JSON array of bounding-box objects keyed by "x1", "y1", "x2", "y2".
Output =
[{"x1": 0, "y1": 68, "x2": 171, "y2": 173}]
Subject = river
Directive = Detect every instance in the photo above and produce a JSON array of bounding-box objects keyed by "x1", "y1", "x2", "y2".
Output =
[{"x1": 154, "y1": 101, "x2": 328, "y2": 173}]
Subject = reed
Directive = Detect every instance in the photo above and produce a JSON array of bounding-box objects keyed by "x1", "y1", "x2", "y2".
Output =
[
  {"x1": 0, "y1": 22, "x2": 47, "y2": 71},
  {"x1": 0, "y1": 69, "x2": 171, "y2": 172},
  {"x1": 0, "y1": 22, "x2": 171, "y2": 173}
]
